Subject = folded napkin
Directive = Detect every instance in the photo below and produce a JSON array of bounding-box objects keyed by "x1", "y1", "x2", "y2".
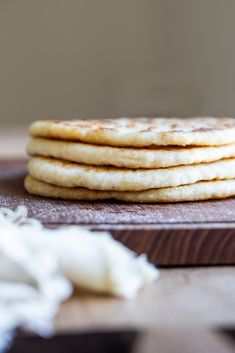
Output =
[{"x1": 0, "y1": 206, "x2": 159, "y2": 351}]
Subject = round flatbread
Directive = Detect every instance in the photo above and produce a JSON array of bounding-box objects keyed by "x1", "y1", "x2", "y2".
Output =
[
  {"x1": 25, "y1": 175, "x2": 235, "y2": 203},
  {"x1": 29, "y1": 117, "x2": 235, "y2": 147},
  {"x1": 27, "y1": 137, "x2": 235, "y2": 169},
  {"x1": 28, "y1": 156, "x2": 235, "y2": 191}
]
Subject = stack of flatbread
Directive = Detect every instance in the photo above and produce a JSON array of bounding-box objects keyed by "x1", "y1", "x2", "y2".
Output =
[{"x1": 25, "y1": 117, "x2": 235, "y2": 202}]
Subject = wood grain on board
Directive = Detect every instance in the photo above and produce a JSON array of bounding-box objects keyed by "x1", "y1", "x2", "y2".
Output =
[{"x1": 0, "y1": 159, "x2": 235, "y2": 266}]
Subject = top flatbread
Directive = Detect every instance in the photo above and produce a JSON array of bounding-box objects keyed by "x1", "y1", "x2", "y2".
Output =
[{"x1": 29, "y1": 117, "x2": 235, "y2": 147}]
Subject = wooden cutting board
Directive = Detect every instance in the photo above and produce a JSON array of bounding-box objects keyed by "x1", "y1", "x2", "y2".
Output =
[{"x1": 0, "y1": 159, "x2": 235, "y2": 266}]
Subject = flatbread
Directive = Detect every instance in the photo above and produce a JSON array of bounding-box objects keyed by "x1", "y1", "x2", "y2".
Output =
[
  {"x1": 27, "y1": 137, "x2": 235, "y2": 169},
  {"x1": 24, "y1": 175, "x2": 235, "y2": 203},
  {"x1": 29, "y1": 117, "x2": 235, "y2": 147},
  {"x1": 28, "y1": 156, "x2": 235, "y2": 191}
]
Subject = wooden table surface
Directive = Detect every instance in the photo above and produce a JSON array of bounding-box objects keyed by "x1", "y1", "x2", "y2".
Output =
[{"x1": 1, "y1": 127, "x2": 235, "y2": 352}]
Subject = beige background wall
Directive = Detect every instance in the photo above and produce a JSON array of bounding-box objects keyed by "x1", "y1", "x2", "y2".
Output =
[{"x1": 1, "y1": 0, "x2": 235, "y2": 126}]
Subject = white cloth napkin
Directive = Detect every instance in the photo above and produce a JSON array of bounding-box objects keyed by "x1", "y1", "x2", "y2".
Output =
[{"x1": 0, "y1": 206, "x2": 159, "y2": 351}]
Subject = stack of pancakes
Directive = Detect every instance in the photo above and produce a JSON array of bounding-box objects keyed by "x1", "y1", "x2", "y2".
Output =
[{"x1": 25, "y1": 117, "x2": 235, "y2": 202}]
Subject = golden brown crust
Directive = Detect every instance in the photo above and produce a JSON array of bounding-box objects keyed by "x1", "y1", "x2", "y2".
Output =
[{"x1": 29, "y1": 117, "x2": 235, "y2": 147}]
